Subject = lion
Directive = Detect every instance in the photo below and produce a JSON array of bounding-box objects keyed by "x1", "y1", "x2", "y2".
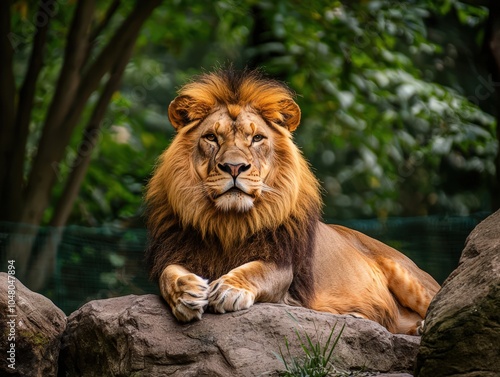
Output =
[{"x1": 145, "y1": 68, "x2": 440, "y2": 335}]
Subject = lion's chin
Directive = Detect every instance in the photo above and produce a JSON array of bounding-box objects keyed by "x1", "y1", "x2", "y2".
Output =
[{"x1": 214, "y1": 190, "x2": 255, "y2": 212}]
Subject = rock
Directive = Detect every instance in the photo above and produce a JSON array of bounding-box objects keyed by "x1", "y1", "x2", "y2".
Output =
[
  {"x1": 415, "y1": 210, "x2": 500, "y2": 377},
  {"x1": 0, "y1": 272, "x2": 67, "y2": 377},
  {"x1": 60, "y1": 295, "x2": 420, "y2": 376}
]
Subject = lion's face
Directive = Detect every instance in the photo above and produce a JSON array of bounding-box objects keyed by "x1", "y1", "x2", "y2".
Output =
[
  {"x1": 194, "y1": 108, "x2": 273, "y2": 212},
  {"x1": 146, "y1": 70, "x2": 321, "y2": 247}
]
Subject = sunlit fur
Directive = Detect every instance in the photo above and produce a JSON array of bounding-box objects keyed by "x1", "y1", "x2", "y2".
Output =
[
  {"x1": 145, "y1": 69, "x2": 440, "y2": 334},
  {"x1": 167, "y1": 69, "x2": 302, "y2": 132}
]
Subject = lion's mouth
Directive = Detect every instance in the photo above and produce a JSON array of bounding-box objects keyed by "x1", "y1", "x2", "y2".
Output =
[
  {"x1": 215, "y1": 187, "x2": 255, "y2": 199},
  {"x1": 211, "y1": 185, "x2": 257, "y2": 212}
]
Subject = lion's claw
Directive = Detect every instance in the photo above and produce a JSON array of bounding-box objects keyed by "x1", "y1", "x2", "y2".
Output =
[
  {"x1": 208, "y1": 276, "x2": 255, "y2": 313},
  {"x1": 416, "y1": 320, "x2": 425, "y2": 335}
]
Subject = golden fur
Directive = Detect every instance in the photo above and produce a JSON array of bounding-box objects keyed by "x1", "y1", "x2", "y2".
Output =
[{"x1": 145, "y1": 69, "x2": 440, "y2": 334}]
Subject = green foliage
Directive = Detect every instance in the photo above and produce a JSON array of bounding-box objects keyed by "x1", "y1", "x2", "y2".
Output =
[
  {"x1": 275, "y1": 313, "x2": 347, "y2": 377},
  {"x1": 235, "y1": 0, "x2": 495, "y2": 219},
  {"x1": 75, "y1": 100, "x2": 169, "y2": 224}
]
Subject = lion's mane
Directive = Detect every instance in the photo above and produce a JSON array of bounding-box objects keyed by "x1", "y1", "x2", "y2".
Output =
[{"x1": 145, "y1": 69, "x2": 322, "y2": 305}]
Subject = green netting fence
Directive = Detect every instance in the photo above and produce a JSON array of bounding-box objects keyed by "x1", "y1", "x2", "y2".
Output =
[{"x1": 0, "y1": 213, "x2": 490, "y2": 315}]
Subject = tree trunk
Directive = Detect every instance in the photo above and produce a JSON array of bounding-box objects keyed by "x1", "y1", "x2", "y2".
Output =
[
  {"x1": 4, "y1": 0, "x2": 56, "y2": 223},
  {"x1": 20, "y1": 0, "x2": 95, "y2": 228},
  {"x1": 0, "y1": 0, "x2": 17, "y2": 222}
]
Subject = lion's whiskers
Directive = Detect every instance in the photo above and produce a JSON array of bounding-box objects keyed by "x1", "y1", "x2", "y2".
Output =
[{"x1": 261, "y1": 184, "x2": 278, "y2": 195}]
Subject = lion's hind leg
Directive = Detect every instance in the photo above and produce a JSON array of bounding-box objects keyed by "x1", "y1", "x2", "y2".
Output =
[
  {"x1": 396, "y1": 305, "x2": 426, "y2": 335},
  {"x1": 378, "y1": 257, "x2": 435, "y2": 334}
]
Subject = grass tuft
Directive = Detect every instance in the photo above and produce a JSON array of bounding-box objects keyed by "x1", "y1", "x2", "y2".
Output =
[{"x1": 274, "y1": 312, "x2": 346, "y2": 377}]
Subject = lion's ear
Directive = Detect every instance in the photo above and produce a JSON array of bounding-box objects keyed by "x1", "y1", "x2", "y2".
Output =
[
  {"x1": 260, "y1": 98, "x2": 301, "y2": 132},
  {"x1": 279, "y1": 99, "x2": 301, "y2": 132},
  {"x1": 168, "y1": 95, "x2": 212, "y2": 130}
]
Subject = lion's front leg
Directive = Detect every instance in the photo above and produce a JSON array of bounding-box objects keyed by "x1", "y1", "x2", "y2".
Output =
[
  {"x1": 159, "y1": 264, "x2": 209, "y2": 322},
  {"x1": 208, "y1": 261, "x2": 293, "y2": 314}
]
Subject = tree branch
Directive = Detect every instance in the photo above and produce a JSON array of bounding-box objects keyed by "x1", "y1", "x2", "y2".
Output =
[
  {"x1": 90, "y1": 0, "x2": 121, "y2": 46},
  {"x1": 51, "y1": 45, "x2": 133, "y2": 227},
  {"x1": 83, "y1": 0, "x2": 121, "y2": 64},
  {"x1": 79, "y1": 0, "x2": 162, "y2": 103},
  {"x1": 38, "y1": 0, "x2": 95, "y2": 136}
]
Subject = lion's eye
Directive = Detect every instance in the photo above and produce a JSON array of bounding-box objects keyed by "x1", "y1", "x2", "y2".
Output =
[
  {"x1": 252, "y1": 134, "x2": 265, "y2": 143},
  {"x1": 203, "y1": 133, "x2": 217, "y2": 142}
]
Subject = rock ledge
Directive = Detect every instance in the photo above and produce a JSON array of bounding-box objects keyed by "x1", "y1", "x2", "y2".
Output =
[{"x1": 60, "y1": 295, "x2": 420, "y2": 376}]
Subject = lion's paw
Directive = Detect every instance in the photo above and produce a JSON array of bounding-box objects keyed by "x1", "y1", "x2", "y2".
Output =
[
  {"x1": 208, "y1": 276, "x2": 255, "y2": 314},
  {"x1": 169, "y1": 274, "x2": 209, "y2": 322},
  {"x1": 416, "y1": 319, "x2": 425, "y2": 335}
]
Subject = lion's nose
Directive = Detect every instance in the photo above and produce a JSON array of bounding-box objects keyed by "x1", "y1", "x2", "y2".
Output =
[{"x1": 218, "y1": 163, "x2": 251, "y2": 178}]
